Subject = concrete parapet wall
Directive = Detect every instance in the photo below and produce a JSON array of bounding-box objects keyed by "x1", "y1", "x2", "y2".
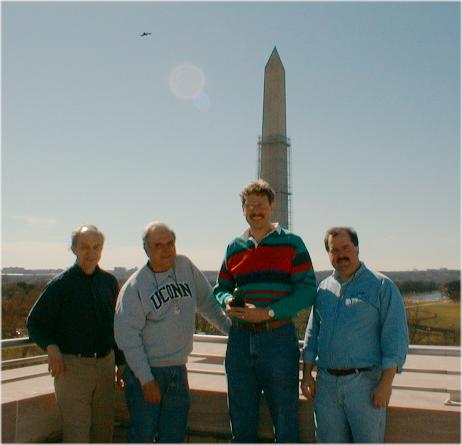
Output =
[
  {"x1": 1, "y1": 393, "x2": 61, "y2": 443},
  {"x1": 3, "y1": 383, "x2": 460, "y2": 443},
  {"x1": 385, "y1": 407, "x2": 461, "y2": 443},
  {"x1": 2, "y1": 340, "x2": 460, "y2": 443}
]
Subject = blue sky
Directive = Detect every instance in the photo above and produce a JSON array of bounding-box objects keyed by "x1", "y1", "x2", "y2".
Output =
[{"x1": 2, "y1": 1, "x2": 460, "y2": 272}]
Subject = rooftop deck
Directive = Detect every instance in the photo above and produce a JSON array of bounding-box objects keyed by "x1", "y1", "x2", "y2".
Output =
[{"x1": 1, "y1": 336, "x2": 461, "y2": 443}]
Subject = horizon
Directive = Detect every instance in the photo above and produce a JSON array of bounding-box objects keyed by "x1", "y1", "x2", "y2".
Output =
[
  {"x1": 2, "y1": 264, "x2": 459, "y2": 275},
  {"x1": 3, "y1": 2, "x2": 460, "y2": 272}
]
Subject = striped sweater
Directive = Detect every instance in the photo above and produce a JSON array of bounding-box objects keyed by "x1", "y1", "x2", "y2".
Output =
[{"x1": 214, "y1": 226, "x2": 317, "y2": 320}]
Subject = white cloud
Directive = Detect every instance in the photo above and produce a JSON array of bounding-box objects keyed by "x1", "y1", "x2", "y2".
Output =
[{"x1": 12, "y1": 215, "x2": 58, "y2": 225}]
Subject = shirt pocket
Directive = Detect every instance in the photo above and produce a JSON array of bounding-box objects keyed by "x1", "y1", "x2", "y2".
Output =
[
  {"x1": 343, "y1": 291, "x2": 378, "y2": 321},
  {"x1": 315, "y1": 290, "x2": 339, "y2": 323},
  {"x1": 96, "y1": 289, "x2": 116, "y2": 319}
]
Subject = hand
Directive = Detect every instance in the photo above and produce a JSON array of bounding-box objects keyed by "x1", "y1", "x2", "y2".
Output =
[
  {"x1": 47, "y1": 344, "x2": 65, "y2": 378},
  {"x1": 371, "y1": 381, "x2": 392, "y2": 408},
  {"x1": 226, "y1": 303, "x2": 271, "y2": 323},
  {"x1": 115, "y1": 365, "x2": 125, "y2": 390},
  {"x1": 300, "y1": 374, "x2": 316, "y2": 400},
  {"x1": 142, "y1": 379, "x2": 161, "y2": 404}
]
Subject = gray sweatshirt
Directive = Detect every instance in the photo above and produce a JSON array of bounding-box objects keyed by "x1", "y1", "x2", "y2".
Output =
[{"x1": 114, "y1": 254, "x2": 230, "y2": 385}]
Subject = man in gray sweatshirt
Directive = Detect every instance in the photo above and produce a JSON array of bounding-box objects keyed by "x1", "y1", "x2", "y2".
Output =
[{"x1": 114, "y1": 221, "x2": 230, "y2": 443}]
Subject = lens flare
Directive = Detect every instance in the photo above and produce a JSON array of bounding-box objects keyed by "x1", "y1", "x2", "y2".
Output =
[
  {"x1": 169, "y1": 64, "x2": 206, "y2": 100},
  {"x1": 192, "y1": 90, "x2": 211, "y2": 111}
]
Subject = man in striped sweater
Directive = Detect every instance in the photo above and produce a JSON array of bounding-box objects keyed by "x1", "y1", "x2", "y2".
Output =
[{"x1": 214, "y1": 179, "x2": 317, "y2": 443}]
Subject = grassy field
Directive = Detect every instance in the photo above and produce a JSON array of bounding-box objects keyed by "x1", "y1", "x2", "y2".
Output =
[
  {"x1": 406, "y1": 301, "x2": 460, "y2": 329},
  {"x1": 406, "y1": 299, "x2": 460, "y2": 345}
]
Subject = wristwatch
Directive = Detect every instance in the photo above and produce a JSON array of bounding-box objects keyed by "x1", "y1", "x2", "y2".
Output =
[{"x1": 268, "y1": 308, "x2": 275, "y2": 319}]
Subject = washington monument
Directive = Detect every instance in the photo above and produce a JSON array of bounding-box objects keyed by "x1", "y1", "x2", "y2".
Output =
[{"x1": 258, "y1": 47, "x2": 291, "y2": 229}]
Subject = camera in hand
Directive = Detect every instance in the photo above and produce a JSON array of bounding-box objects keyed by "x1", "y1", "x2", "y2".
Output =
[{"x1": 229, "y1": 288, "x2": 246, "y2": 307}]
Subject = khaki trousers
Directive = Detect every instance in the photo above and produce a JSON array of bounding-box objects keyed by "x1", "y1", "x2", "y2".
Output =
[{"x1": 54, "y1": 351, "x2": 115, "y2": 443}]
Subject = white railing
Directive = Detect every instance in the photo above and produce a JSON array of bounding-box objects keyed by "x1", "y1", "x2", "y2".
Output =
[
  {"x1": 2, "y1": 335, "x2": 460, "y2": 369},
  {"x1": 2, "y1": 335, "x2": 461, "y2": 405}
]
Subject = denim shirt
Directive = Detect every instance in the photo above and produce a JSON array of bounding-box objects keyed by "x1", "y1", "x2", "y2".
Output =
[{"x1": 303, "y1": 263, "x2": 408, "y2": 372}]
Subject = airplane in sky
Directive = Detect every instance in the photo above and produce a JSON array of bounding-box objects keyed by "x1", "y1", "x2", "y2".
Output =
[{"x1": 140, "y1": 32, "x2": 152, "y2": 37}]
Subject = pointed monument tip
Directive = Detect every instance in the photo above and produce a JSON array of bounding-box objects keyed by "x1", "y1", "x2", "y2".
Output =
[
  {"x1": 269, "y1": 46, "x2": 282, "y2": 61},
  {"x1": 265, "y1": 46, "x2": 284, "y2": 69}
]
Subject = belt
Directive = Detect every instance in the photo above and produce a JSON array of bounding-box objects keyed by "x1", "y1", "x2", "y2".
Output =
[
  {"x1": 75, "y1": 349, "x2": 112, "y2": 359},
  {"x1": 326, "y1": 367, "x2": 371, "y2": 376},
  {"x1": 232, "y1": 318, "x2": 292, "y2": 334}
]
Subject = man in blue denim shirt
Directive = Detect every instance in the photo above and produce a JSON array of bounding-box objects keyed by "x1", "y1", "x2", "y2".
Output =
[{"x1": 301, "y1": 227, "x2": 408, "y2": 443}]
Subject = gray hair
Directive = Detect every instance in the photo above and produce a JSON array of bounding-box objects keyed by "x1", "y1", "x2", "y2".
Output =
[
  {"x1": 142, "y1": 221, "x2": 176, "y2": 254},
  {"x1": 71, "y1": 224, "x2": 105, "y2": 252}
]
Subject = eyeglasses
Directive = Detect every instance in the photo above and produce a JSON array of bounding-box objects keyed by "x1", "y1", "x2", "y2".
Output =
[{"x1": 243, "y1": 202, "x2": 268, "y2": 210}]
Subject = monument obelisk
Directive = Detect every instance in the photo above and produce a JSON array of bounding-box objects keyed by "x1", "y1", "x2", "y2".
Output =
[{"x1": 258, "y1": 47, "x2": 291, "y2": 229}]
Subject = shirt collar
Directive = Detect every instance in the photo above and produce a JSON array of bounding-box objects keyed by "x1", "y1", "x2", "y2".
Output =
[
  {"x1": 146, "y1": 260, "x2": 174, "y2": 275},
  {"x1": 333, "y1": 261, "x2": 365, "y2": 284},
  {"x1": 242, "y1": 223, "x2": 281, "y2": 245},
  {"x1": 71, "y1": 263, "x2": 101, "y2": 278}
]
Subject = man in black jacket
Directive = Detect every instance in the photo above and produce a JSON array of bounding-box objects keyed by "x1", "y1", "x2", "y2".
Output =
[{"x1": 27, "y1": 225, "x2": 124, "y2": 443}]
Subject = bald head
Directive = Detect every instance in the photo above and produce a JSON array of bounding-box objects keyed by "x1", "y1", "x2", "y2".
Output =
[
  {"x1": 71, "y1": 224, "x2": 105, "y2": 275},
  {"x1": 142, "y1": 222, "x2": 176, "y2": 253},
  {"x1": 71, "y1": 224, "x2": 105, "y2": 254},
  {"x1": 142, "y1": 221, "x2": 177, "y2": 272}
]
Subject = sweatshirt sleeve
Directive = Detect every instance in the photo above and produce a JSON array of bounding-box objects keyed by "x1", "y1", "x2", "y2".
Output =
[
  {"x1": 27, "y1": 279, "x2": 61, "y2": 351},
  {"x1": 114, "y1": 282, "x2": 153, "y2": 385},
  {"x1": 192, "y1": 261, "x2": 231, "y2": 334},
  {"x1": 271, "y1": 235, "x2": 317, "y2": 319}
]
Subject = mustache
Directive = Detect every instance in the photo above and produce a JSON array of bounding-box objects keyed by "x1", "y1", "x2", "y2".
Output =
[
  {"x1": 337, "y1": 257, "x2": 350, "y2": 262},
  {"x1": 250, "y1": 214, "x2": 264, "y2": 218}
]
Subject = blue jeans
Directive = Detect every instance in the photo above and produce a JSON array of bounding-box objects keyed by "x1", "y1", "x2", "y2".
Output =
[
  {"x1": 124, "y1": 365, "x2": 191, "y2": 443},
  {"x1": 314, "y1": 368, "x2": 386, "y2": 443},
  {"x1": 225, "y1": 322, "x2": 300, "y2": 443}
]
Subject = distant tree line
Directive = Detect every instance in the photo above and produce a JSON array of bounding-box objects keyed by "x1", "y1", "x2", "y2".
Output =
[
  {"x1": 441, "y1": 280, "x2": 460, "y2": 302},
  {"x1": 395, "y1": 280, "x2": 439, "y2": 295},
  {"x1": 2, "y1": 278, "x2": 460, "y2": 342},
  {"x1": 395, "y1": 279, "x2": 461, "y2": 301},
  {"x1": 2, "y1": 281, "x2": 41, "y2": 338}
]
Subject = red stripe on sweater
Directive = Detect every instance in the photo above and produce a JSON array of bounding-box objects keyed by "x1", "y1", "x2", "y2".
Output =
[
  {"x1": 245, "y1": 290, "x2": 288, "y2": 296},
  {"x1": 219, "y1": 270, "x2": 233, "y2": 281},
  {"x1": 291, "y1": 262, "x2": 312, "y2": 274},
  {"x1": 246, "y1": 298, "x2": 279, "y2": 303},
  {"x1": 227, "y1": 246, "x2": 295, "y2": 275}
]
